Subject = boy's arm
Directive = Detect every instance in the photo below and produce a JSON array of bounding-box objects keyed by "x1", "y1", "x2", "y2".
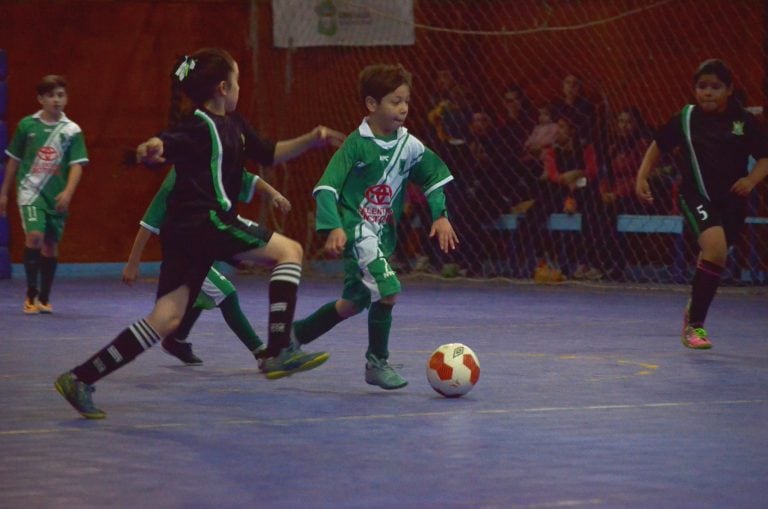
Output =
[
  {"x1": 0, "y1": 158, "x2": 19, "y2": 216},
  {"x1": 122, "y1": 226, "x2": 153, "y2": 286},
  {"x1": 273, "y1": 126, "x2": 346, "y2": 164},
  {"x1": 54, "y1": 163, "x2": 84, "y2": 212}
]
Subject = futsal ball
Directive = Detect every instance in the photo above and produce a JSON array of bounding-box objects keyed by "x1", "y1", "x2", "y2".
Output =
[{"x1": 426, "y1": 343, "x2": 480, "y2": 397}]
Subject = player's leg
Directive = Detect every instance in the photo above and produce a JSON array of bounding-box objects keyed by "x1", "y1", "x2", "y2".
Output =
[
  {"x1": 161, "y1": 304, "x2": 204, "y2": 365},
  {"x1": 681, "y1": 196, "x2": 725, "y2": 349},
  {"x1": 19, "y1": 205, "x2": 44, "y2": 313},
  {"x1": 293, "y1": 253, "x2": 366, "y2": 346},
  {"x1": 205, "y1": 266, "x2": 266, "y2": 357},
  {"x1": 353, "y1": 237, "x2": 407, "y2": 390},
  {"x1": 54, "y1": 252, "x2": 210, "y2": 419},
  {"x1": 55, "y1": 285, "x2": 191, "y2": 419},
  {"x1": 233, "y1": 228, "x2": 328, "y2": 379},
  {"x1": 36, "y1": 212, "x2": 65, "y2": 313}
]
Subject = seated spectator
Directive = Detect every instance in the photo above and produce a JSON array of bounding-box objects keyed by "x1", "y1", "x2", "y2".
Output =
[
  {"x1": 604, "y1": 107, "x2": 677, "y2": 215},
  {"x1": 523, "y1": 104, "x2": 559, "y2": 163},
  {"x1": 540, "y1": 116, "x2": 606, "y2": 279}
]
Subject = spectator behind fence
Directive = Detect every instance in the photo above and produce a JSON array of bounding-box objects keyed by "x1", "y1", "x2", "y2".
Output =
[
  {"x1": 491, "y1": 83, "x2": 537, "y2": 206},
  {"x1": 604, "y1": 107, "x2": 663, "y2": 213},
  {"x1": 552, "y1": 74, "x2": 596, "y2": 147},
  {"x1": 541, "y1": 116, "x2": 608, "y2": 279}
]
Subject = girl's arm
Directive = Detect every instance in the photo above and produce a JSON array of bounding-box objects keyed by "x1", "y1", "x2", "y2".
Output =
[
  {"x1": 255, "y1": 177, "x2": 292, "y2": 213},
  {"x1": 731, "y1": 158, "x2": 768, "y2": 197},
  {"x1": 635, "y1": 140, "x2": 661, "y2": 204},
  {"x1": 273, "y1": 126, "x2": 345, "y2": 164}
]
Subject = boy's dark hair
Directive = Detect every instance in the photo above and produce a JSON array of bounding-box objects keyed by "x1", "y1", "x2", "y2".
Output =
[
  {"x1": 36, "y1": 75, "x2": 67, "y2": 96},
  {"x1": 358, "y1": 64, "x2": 412, "y2": 104},
  {"x1": 693, "y1": 59, "x2": 733, "y2": 87},
  {"x1": 169, "y1": 47, "x2": 236, "y2": 127}
]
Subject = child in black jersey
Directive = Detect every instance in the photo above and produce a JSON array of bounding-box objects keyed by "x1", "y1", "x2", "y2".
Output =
[
  {"x1": 54, "y1": 48, "x2": 345, "y2": 418},
  {"x1": 636, "y1": 59, "x2": 768, "y2": 349}
]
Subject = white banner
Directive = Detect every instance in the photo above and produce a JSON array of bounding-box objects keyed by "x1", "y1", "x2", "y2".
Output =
[{"x1": 273, "y1": 0, "x2": 414, "y2": 48}]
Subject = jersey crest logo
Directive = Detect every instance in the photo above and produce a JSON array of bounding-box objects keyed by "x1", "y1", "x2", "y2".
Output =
[
  {"x1": 379, "y1": 155, "x2": 389, "y2": 162},
  {"x1": 731, "y1": 121, "x2": 744, "y2": 136},
  {"x1": 365, "y1": 184, "x2": 393, "y2": 205}
]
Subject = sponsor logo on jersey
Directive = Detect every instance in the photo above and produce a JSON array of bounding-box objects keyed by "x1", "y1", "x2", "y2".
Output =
[
  {"x1": 360, "y1": 184, "x2": 394, "y2": 224},
  {"x1": 365, "y1": 184, "x2": 392, "y2": 205},
  {"x1": 731, "y1": 121, "x2": 744, "y2": 136},
  {"x1": 31, "y1": 146, "x2": 61, "y2": 175},
  {"x1": 379, "y1": 155, "x2": 389, "y2": 162}
]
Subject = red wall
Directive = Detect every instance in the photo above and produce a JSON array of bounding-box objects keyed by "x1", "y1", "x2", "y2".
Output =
[{"x1": 0, "y1": 0, "x2": 764, "y2": 262}]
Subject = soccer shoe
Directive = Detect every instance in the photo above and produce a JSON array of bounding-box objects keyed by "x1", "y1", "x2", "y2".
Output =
[
  {"x1": 365, "y1": 354, "x2": 408, "y2": 390},
  {"x1": 54, "y1": 372, "x2": 106, "y2": 419},
  {"x1": 23, "y1": 298, "x2": 39, "y2": 314},
  {"x1": 161, "y1": 337, "x2": 203, "y2": 365},
  {"x1": 260, "y1": 346, "x2": 329, "y2": 380},
  {"x1": 35, "y1": 298, "x2": 53, "y2": 314},
  {"x1": 681, "y1": 325, "x2": 713, "y2": 350}
]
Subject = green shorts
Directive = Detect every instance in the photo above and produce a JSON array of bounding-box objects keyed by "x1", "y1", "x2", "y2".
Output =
[
  {"x1": 341, "y1": 236, "x2": 401, "y2": 309},
  {"x1": 193, "y1": 266, "x2": 236, "y2": 310},
  {"x1": 19, "y1": 205, "x2": 66, "y2": 242}
]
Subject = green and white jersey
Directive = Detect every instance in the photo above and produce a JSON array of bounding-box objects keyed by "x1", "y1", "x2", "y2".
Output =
[
  {"x1": 141, "y1": 168, "x2": 260, "y2": 233},
  {"x1": 4, "y1": 111, "x2": 89, "y2": 208},
  {"x1": 313, "y1": 118, "x2": 453, "y2": 256}
]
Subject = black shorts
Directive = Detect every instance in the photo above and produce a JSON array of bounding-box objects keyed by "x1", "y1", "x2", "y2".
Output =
[
  {"x1": 157, "y1": 215, "x2": 274, "y2": 301},
  {"x1": 679, "y1": 192, "x2": 747, "y2": 247}
]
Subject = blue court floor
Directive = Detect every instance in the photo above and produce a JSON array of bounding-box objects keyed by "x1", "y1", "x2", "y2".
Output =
[{"x1": 0, "y1": 273, "x2": 766, "y2": 508}]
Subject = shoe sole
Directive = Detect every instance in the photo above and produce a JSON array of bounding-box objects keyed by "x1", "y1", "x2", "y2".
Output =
[
  {"x1": 681, "y1": 339, "x2": 712, "y2": 350},
  {"x1": 54, "y1": 380, "x2": 106, "y2": 419},
  {"x1": 264, "y1": 352, "x2": 330, "y2": 380},
  {"x1": 365, "y1": 379, "x2": 408, "y2": 390},
  {"x1": 161, "y1": 346, "x2": 203, "y2": 366}
]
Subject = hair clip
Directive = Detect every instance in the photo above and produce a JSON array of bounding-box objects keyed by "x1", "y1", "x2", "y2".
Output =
[{"x1": 174, "y1": 56, "x2": 197, "y2": 82}]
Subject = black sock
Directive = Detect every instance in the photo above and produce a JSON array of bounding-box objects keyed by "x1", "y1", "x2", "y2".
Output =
[
  {"x1": 23, "y1": 248, "x2": 41, "y2": 300},
  {"x1": 71, "y1": 319, "x2": 161, "y2": 384},
  {"x1": 38, "y1": 255, "x2": 58, "y2": 304},
  {"x1": 689, "y1": 259, "x2": 723, "y2": 327},
  {"x1": 265, "y1": 263, "x2": 301, "y2": 357}
]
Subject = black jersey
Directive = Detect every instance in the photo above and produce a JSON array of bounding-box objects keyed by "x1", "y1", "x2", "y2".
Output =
[
  {"x1": 655, "y1": 104, "x2": 768, "y2": 203},
  {"x1": 158, "y1": 109, "x2": 275, "y2": 233}
]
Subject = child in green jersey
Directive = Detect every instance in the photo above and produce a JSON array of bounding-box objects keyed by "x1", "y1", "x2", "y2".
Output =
[
  {"x1": 292, "y1": 64, "x2": 459, "y2": 390},
  {"x1": 0, "y1": 75, "x2": 88, "y2": 314},
  {"x1": 122, "y1": 167, "x2": 292, "y2": 365}
]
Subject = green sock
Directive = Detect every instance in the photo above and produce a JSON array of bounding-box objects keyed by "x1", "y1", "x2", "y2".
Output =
[
  {"x1": 219, "y1": 293, "x2": 263, "y2": 352},
  {"x1": 367, "y1": 301, "x2": 393, "y2": 360},
  {"x1": 294, "y1": 301, "x2": 345, "y2": 345}
]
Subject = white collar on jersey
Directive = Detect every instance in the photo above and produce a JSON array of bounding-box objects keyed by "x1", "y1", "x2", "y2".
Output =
[
  {"x1": 358, "y1": 117, "x2": 408, "y2": 140},
  {"x1": 33, "y1": 110, "x2": 70, "y2": 125}
]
